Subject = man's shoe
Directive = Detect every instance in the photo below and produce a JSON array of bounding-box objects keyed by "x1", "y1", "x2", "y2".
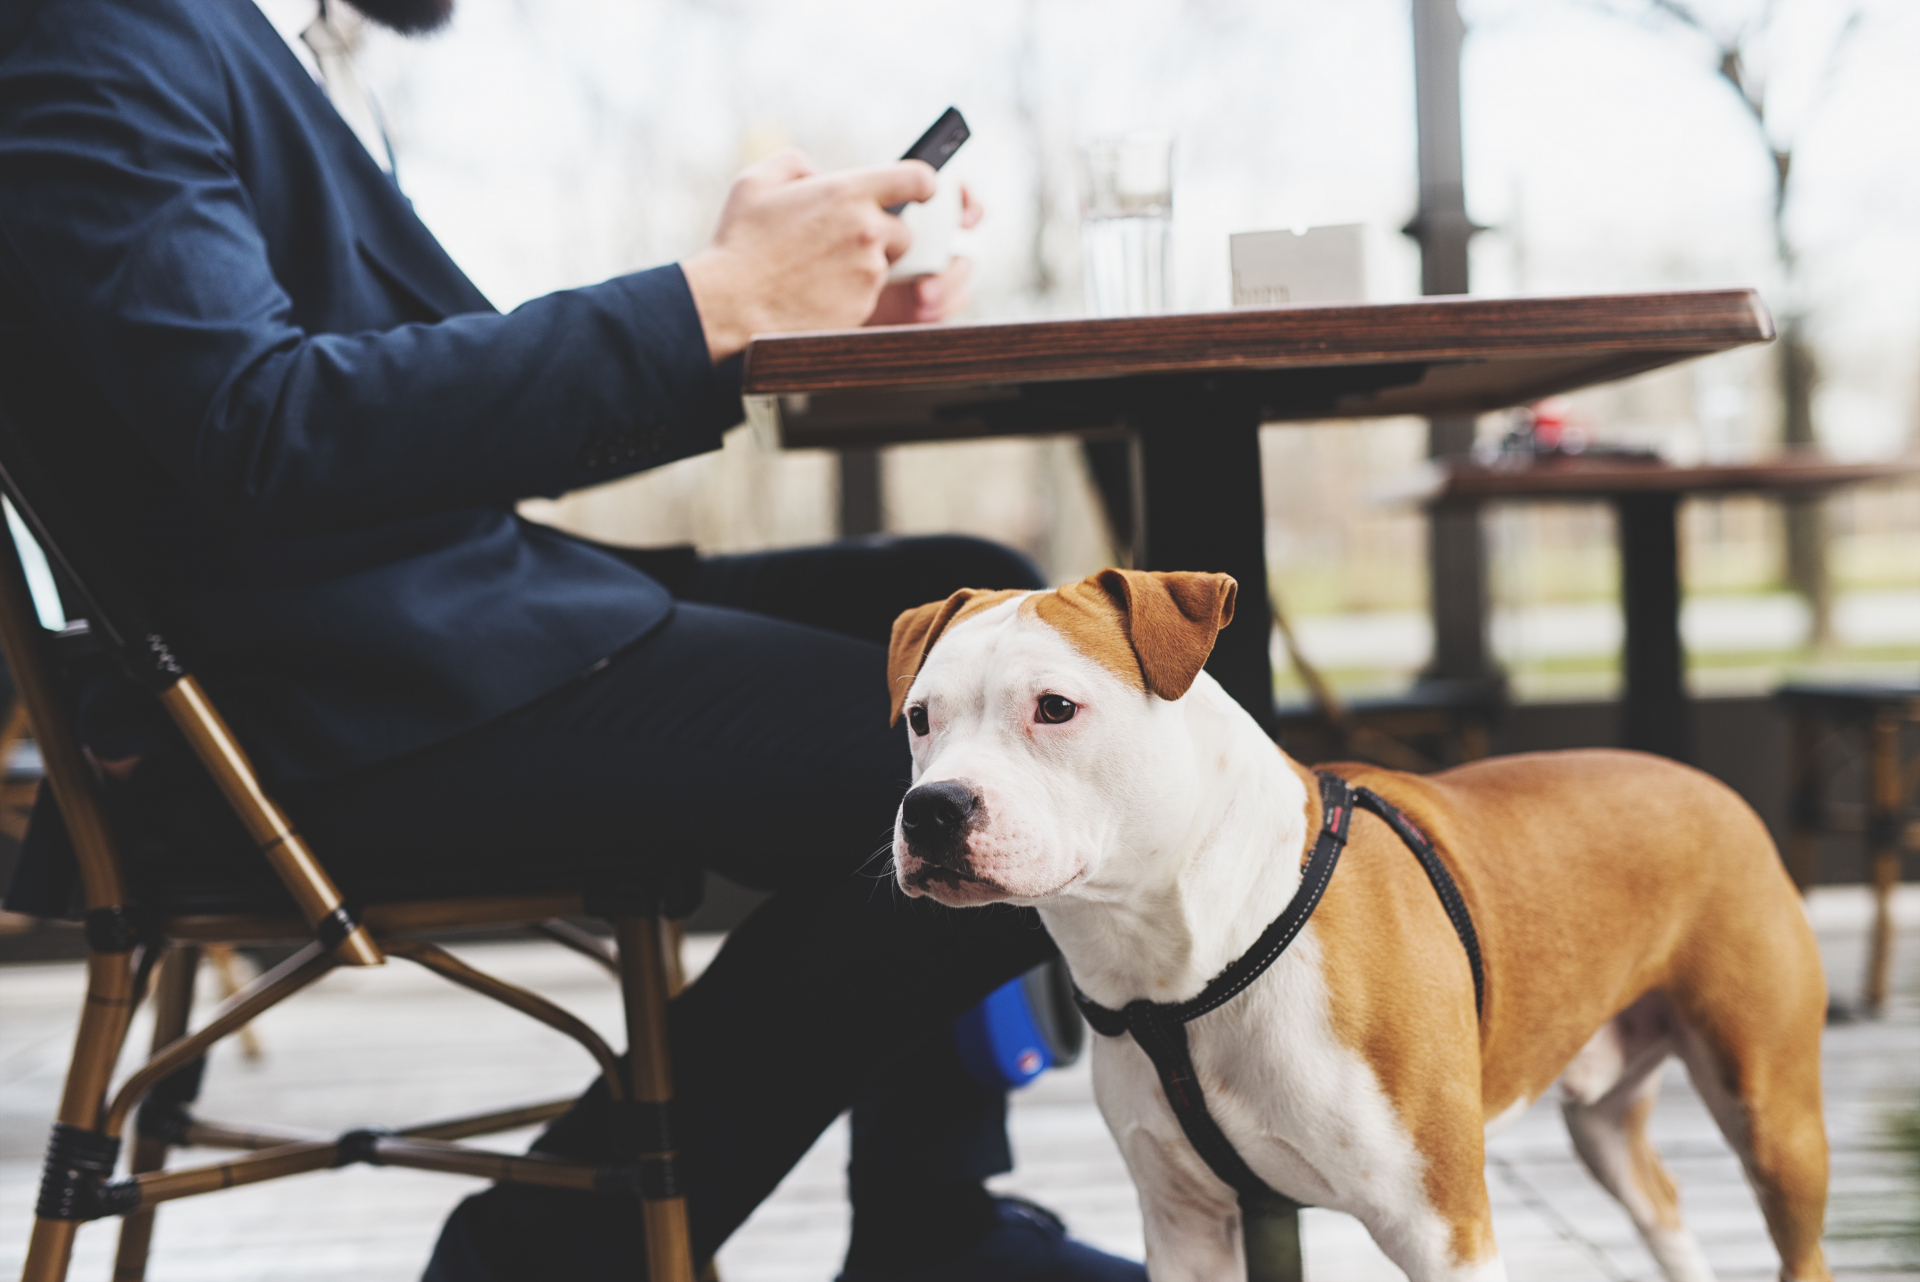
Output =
[{"x1": 836, "y1": 1196, "x2": 1145, "y2": 1282}]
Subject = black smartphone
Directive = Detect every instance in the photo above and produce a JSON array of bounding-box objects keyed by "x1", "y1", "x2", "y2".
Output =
[{"x1": 885, "y1": 106, "x2": 969, "y2": 215}]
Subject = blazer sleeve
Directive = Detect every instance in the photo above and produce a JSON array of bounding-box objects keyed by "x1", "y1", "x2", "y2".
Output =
[{"x1": 0, "y1": 3, "x2": 743, "y2": 538}]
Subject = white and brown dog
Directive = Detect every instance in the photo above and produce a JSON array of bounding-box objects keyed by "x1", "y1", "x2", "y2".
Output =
[{"x1": 886, "y1": 569, "x2": 1829, "y2": 1282}]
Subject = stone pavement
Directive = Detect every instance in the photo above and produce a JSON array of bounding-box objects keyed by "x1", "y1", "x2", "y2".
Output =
[{"x1": 1, "y1": 887, "x2": 1915, "y2": 1280}]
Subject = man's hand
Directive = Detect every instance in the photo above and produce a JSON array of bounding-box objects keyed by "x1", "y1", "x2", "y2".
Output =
[{"x1": 682, "y1": 149, "x2": 936, "y2": 362}]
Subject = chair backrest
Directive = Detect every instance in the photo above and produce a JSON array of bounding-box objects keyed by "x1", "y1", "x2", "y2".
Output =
[
  {"x1": 0, "y1": 442, "x2": 131, "y2": 934},
  {"x1": 0, "y1": 401, "x2": 382, "y2": 965}
]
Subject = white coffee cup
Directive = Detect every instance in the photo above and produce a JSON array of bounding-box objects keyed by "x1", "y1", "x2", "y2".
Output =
[{"x1": 889, "y1": 176, "x2": 962, "y2": 280}]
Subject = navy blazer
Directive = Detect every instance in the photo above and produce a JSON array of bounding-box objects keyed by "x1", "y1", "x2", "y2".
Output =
[{"x1": 0, "y1": 0, "x2": 743, "y2": 782}]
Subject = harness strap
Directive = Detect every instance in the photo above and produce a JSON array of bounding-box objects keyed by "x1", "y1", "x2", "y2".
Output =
[
  {"x1": 1125, "y1": 1009, "x2": 1274, "y2": 1204},
  {"x1": 1070, "y1": 770, "x2": 1483, "y2": 1209},
  {"x1": 1349, "y1": 785, "x2": 1484, "y2": 1018}
]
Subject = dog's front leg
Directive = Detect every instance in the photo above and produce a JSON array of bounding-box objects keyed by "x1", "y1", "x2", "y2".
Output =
[
  {"x1": 1345, "y1": 1185, "x2": 1508, "y2": 1282},
  {"x1": 1093, "y1": 1038, "x2": 1245, "y2": 1279},
  {"x1": 1125, "y1": 1135, "x2": 1245, "y2": 1282}
]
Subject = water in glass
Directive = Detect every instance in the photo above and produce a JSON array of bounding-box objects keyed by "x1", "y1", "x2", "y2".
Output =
[{"x1": 1079, "y1": 132, "x2": 1173, "y2": 318}]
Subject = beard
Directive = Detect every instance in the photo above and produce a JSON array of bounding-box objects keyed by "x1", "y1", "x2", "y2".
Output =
[{"x1": 343, "y1": 0, "x2": 453, "y2": 35}]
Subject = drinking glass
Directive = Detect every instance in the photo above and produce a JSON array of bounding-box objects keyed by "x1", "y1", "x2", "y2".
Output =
[{"x1": 1079, "y1": 132, "x2": 1173, "y2": 317}]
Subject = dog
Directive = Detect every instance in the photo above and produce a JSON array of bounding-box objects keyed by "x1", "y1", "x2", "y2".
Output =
[{"x1": 886, "y1": 569, "x2": 1830, "y2": 1282}]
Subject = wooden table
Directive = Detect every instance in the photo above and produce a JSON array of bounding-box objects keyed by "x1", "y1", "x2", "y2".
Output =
[
  {"x1": 744, "y1": 289, "x2": 1773, "y2": 730},
  {"x1": 1432, "y1": 452, "x2": 1920, "y2": 763}
]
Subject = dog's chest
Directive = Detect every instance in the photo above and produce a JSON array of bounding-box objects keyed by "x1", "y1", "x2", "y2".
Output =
[{"x1": 1088, "y1": 928, "x2": 1432, "y2": 1220}]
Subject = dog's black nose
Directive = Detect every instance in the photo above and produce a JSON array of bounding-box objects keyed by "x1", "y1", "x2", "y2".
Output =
[{"x1": 901, "y1": 781, "x2": 976, "y2": 842}]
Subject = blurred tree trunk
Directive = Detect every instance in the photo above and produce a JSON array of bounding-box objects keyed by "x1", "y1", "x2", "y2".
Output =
[
  {"x1": 1622, "y1": 0, "x2": 1859, "y2": 651},
  {"x1": 1780, "y1": 317, "x2": 1832, "y2": 646},
  {"x1": 1772, "y1": 110, "x2": 1830, "y2": 647}
]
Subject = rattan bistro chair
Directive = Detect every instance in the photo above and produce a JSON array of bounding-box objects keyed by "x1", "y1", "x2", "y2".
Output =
[
  {"x1": 1776, "y1": 680, "x2": 1920, "y2": 1017},
  {"x1": 0, "y1": 408, "x2": 699, "y2": 1282}
]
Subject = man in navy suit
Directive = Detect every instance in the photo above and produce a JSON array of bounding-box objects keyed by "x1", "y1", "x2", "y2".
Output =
[{"x1": 0, "y1": 0, "x2": 1141, "y2": 1277}]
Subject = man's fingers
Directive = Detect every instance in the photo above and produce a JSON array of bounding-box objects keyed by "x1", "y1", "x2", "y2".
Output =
[
  {"x1": 912, "y1": 255, "x2": 972, "y2": 301},
  {"x1": 880, "y1": 210, "x2": 915, "y2": 264},
  {"x1": 917, "y1": 256, "x2": 972, "y2": 317},
  {"x1": 933, "y1": 254, "x2": 973, "y2": 292},
  {"x1": 906, "y1": 258, "x2": 974, "y2": 322},
  {"x1": 737, "y1": 146, "x2": 817, "y2": 191},
  {"x1": 845, "y1": 159, "x2": 939, "y2": 210},
  {"x1": 959, "y1": 182, "x2": 984, "y2": 230}
]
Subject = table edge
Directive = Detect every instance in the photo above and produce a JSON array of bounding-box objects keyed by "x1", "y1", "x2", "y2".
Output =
[{"x1": 741, "y1": 288, "x2": 1774, "y2": 395}]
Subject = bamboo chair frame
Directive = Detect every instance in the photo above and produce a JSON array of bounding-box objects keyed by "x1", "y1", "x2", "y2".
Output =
[
  {"x1": 0, "y1": 699, "x2": 38, "y2": 842},
  {"x1": 1777, "y1": 683, "x2": 1920, "y2": 1017},
  {"x1": 0, "y1": 408, "x2": 698, "y2": 1282}
]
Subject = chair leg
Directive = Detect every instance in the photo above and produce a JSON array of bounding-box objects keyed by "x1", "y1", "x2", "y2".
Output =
[
  {"x1": 204, "y1": 944, "x2": 263, "y2": 1060},
  {"x1": 112, "y1": 947, "x2": 201, "y2": 1282},
  {"x1": 613, "y1": 913, "x2": 696, "y2": 1282},
  {"x1": 663, "y1": 919, "x2": 688, "y2": 998},
  {"x1": 21, "y1": 949, "x2": 142, "y2": 1282},
  {"x1": 1864, "y1": 713, "x2": 1902, "y2": 1015}
]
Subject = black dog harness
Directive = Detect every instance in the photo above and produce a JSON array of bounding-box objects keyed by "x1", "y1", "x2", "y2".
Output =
[{"x1": 1071, "y1": 772, "x2": 1484, "y2": 1209}]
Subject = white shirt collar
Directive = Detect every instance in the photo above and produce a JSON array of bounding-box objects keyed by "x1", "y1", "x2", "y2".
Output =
[
  {"x1": 252, "y1": 0, "x2": 324, "y2": 85},
  {"x1": 250, "y1": 0, "x2": 393, "y2": 174}
]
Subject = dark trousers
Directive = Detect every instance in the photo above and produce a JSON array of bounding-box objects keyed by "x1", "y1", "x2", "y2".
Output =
[{"x1": 259, "y1": 535, "x2": 1060, "y2": 1264}]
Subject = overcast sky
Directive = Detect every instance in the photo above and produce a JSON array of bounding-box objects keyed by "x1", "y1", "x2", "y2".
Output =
[{"x1": 357, "y1": 0, "x2": 1920, "y2": 456}]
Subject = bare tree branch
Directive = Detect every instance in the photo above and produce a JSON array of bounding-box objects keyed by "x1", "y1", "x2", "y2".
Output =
[
  {"x1": 1807, "y1": 8, "x2": 1864, "y2": 118},
  {"x1": 1643, "y1": 0, "x2": 1707, "y2": 32},
  {"x1": 1631, "y1": 0, "x2": 1770, "y2": 128},
  {"x1": 1013, "y1": 0, "x2": 1056, "y2": 301}
]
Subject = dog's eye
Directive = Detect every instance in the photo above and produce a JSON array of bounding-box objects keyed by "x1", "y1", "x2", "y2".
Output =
[
  {"x1": 908, "y1": 705, "x2": 930, "y2": 736},
  {"x1": 1036, "y1": 695, "x2": 1077, "y2": 724}
]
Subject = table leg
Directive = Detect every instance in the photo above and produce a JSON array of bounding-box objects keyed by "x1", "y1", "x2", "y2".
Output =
[
  {"x1": 838, "y1": 449, "x2": 883, "y2": 537},
  {"x1": 1082, "y1": 437, "x2": 1142, "y2": 565},
  {"x1": 1137, "y1": 405, "x2": 1274, "y2": 732},
  {"x1": 1243, "y1": 1190, "x2": 1306, "y2": 1282},
  {"x1": 1424, "y1": 415, "x2": 1494, "y2": 682},
  {"x1": 1614, "y1": 494, "x2": 1691, "y2": 761}
]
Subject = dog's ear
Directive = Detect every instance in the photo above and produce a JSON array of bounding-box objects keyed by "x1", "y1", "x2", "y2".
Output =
[
  {"x1": 887, "y1": 588, "x2": 1026, "y2": 726},
  {"x1": 1093, "y1": 569, "x2": 1237, "y2": 701}
]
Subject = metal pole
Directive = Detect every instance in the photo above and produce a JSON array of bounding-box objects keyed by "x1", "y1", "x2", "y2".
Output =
[
  {"x1": 1407, "y1": 0, "x2": 1494, "y2": 684},
  {"x1": 1409, "y1": 0, "x2": 1472, "y2": 298}
]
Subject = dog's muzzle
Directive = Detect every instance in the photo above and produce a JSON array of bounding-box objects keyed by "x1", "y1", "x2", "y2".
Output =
[{"x1": 899, "y1": 780, "x2": 980, "y2": 869}]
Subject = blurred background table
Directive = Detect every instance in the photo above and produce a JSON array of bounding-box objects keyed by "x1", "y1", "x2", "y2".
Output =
[
  {"x1": 744, "y1": 288, "x2": 1774, "y2": 731},
  {"x1": 1433, "y1": 451, "x2": 1920, "y2": 762}
]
